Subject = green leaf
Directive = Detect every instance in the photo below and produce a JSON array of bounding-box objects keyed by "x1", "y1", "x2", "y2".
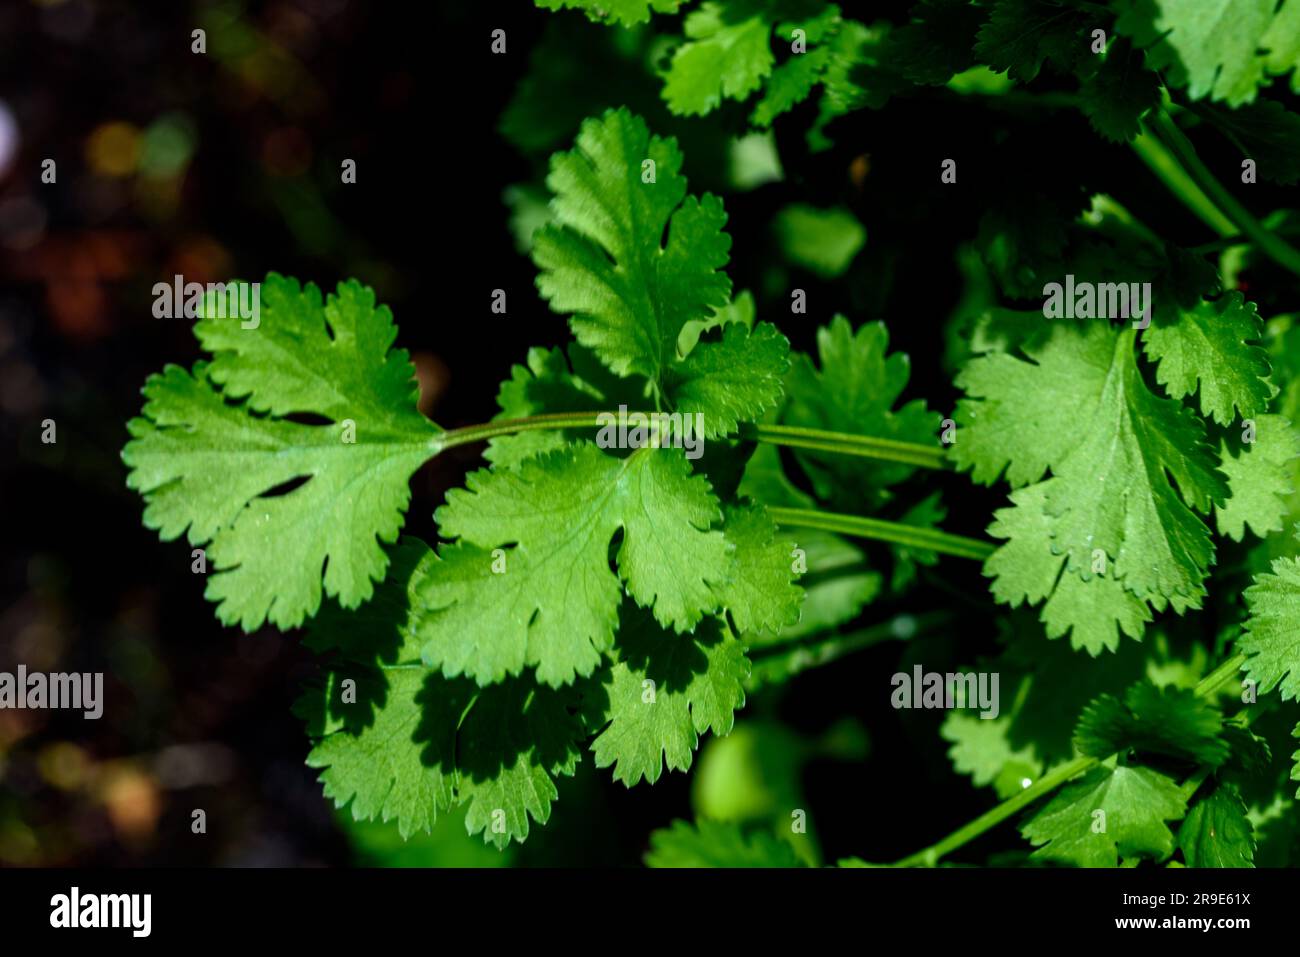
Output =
[
  {"x1": 1215, "y1": 414, "x2": 1300, "y2": 542},
  {"x1": 885, "y1": 0, "x2": 983, "y2": 86},
  {"x1": 297, "y1": 539, "x2": 585, "y2": 848},
  {"x1": 668, "y1": 321, "x2": 791, "y2": 438},
  {"x1": 784, "y1": 317, "x2": 934, "y2": 508},
  {"x1": 974, "y1": 0, "x2": 1089, "y2": 84},
  {"x1": 1179, "y1": 783, "x2": 1256, "y2": 867},
  {"x1": 663, "y1": 1, "x2": 776, "y2": 116},
  {"x1": 891, "y1": 492, "x2": 946, "y2": 592},
  {"x1": 1114, "y1": 0, "x2": 1300, "y2": 106},
  {"x1": 1143, "y1": 293, "x2": 1274, "y2": 425},
  {"x1": 772, "y1": 204, "x2": 867, "y2": 278},
  {"x1": 985, "y1": 482, "x2": 1154, "y2": 654},
  {"x1": 941, "y1": 617, "x2": 1153, "y2": 794},
  {"x1": 645, "y1": 819, "x2": 801, "y2": 866},
  {"x1": 1021, "y1": 764, "x2": 1188, "y2": 867},
  {"x1": 958, "y1": 324, "x2": 1227, "y2": 604},
  {"x1": 1292, "y1": 723, "x2": 1300, "y2": 797},
  {"x1": 485, "y1": 343, "x2": 644, "y2": 470},
  {"x1": 1074, "y1": 681, "x2": 1228, "y2": 765},
  {"x1": 941, "y1": 710, "x2": 1043, "y2": 799},
  {"x1": 716, "y1": 503, "x2": 804, "y2": 635},
  {"x1": 123, "y1": 275, "x2": 438, "y2": 631},
  {"x1": 1079, "y1": 39, "x2": 1162, "y2": 143},
  {"x1": 590, "y1": 607, "x2": 749, "y2": 785},
  {"x1": 418, "y1": 443, "x2": 732, "y2": 687},
  {"x1": 533, "y1": 108, "x2": 733, "y2": 384},
  {"x1": 808, "y1": 20, "x2": 910, "y2": 148},
  {"x1": 752, "y1": 45, "x2": 833, "y2": 126},
  {"x1": 1240, "y1": 549, "x2": 1300, "y2": 701},
  {"x1": 535, "y1": 0, "x2": 683, "y2": 27}
]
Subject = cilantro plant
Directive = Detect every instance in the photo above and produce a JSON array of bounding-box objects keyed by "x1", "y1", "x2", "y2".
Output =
[{"x1": 124, "y1": 1, "x2": 1300, "y2": 867}]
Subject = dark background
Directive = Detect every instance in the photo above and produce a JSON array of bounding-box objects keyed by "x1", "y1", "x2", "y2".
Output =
[{"x1": 2, "y1": 0, "x2": 1292, "y2": 867}]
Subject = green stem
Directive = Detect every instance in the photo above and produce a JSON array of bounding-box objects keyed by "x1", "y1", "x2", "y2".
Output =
[
  {"x1": 1146, "y1": 110, "x2": 1300, "y2": 277},
  {"x1": 767, "y1": 506, "x2": 995, "y2": 561},
  {"x1": 892, "y1": 755, "x2": 1095, "y2": 868},
  {"x1": 1131, "y1": 124, "x2": 1236, "y2": 236},
  {"x1": 743, "y1": 423, "x2": 948, "y2": 470},
  {"x1": 887, "y1": 652, "x2": 1248, "y2": 867},
  {"x1": 438, "y1": 412, "x2": 606, "y2": 450},
  {"x1": 438, "y1": 412, "x2": 949, "y2": 470}
]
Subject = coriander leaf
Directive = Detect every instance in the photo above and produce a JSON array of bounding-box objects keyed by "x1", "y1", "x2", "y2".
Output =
[
  {"x1": 716, "y1": 503, "x2": 804, "y2": 635},
  {"x1": 297, "y1": 538, "x2": 585, "y2": 847},
  {"x1": 1079, "y1": 38, "x2": 1162, "y2": 143},
  {"x1": 752, "y1": 46, "x2": 832, "y2": 125},
  {"x1": 974, "y1": 0, "x2": 1089, "y2": 84},
  {"x1": 1215, "y1": 414, "x2": 1300, "y2": 542},
  {"x1": 891, "y1": 492, "x2": 946, "y2": 592},
  {"x1": 124, "y1": 275, "x2": 438, "y2": 631},
  {"x1": 419, "y1": 443, "x2": 732, "y2": 687},
  {"x1": 485, "y1": 343, "x2": 645, "y2": 470},
  {"x1": 1074, "y1": 681, "x2": 1228, "y2": 765},
  {"x1": 750, "y1": 3, "x2": 843, "y2": 124},
  {"x1": 1021, "y1": 764, "x2": 1187, "y2": 867},
  {"x1": 735, "y1": 445, "x2": 882, "y2": 641},
  {"x1": 807, "y1": 20, "x2": 908, "y2": 149},
  {"x1": 678, "y1": 289, "x2": 757, "y2": 358},
  {"x1": 1114, "y1": 0, "x2": 1298, "y2": 106},
  {"x1": 1263, "y1": 0, "x2": 1300, "y2": 95},
  {"x1": 1179, "y1": 783, "x2": 1256, "y2": 867},
  {"x1": 535, "y1": 0, "x2": 683, "y2": 27},
  {"x1": 296, "y1": 541, "x2": 456, "y2": 839},
  {"x1": 985, "y1": 481, "x2": 1154, "y2": 655},
  {"x1": 668, "y1": 321, "x2": 791, "y2": 437},
  {"x1": 942, "y1": 617, "x2": 1151, "y2": 792},
  {"x1": 645, "y1": 819, "x2": 801, "y2": 867},
  {"x1": 455, "y1": 677, "x2": 585, "y2": 848},
  {"x1": 533, "y1": 108, "x2": 733, "y2": 384},
  {"x1": 784, "y1": 316, "x2": 934, "y2": 508},
  {"x1": 663, "y1": 1, "x2": 776, "y2": 116},
  {"x1": 193, "y1": 275, "x2": 422, "y2": 422},
  {"x1": 885, "y1": 0, "x2": 983, "y2": 86},
  {"x1": 953, "y1": 322, "x2": 1111, "y2": 488},
  {"x1": 300, "y1": 662, "x2": 457, "y2": 841},
  {"x1": 941, "y1": 710, "x2": 1043, "y2": 799},
  {"x1": 1142, "y1": 293, "x2": 1274, "y2": 425},
  {"x1": 1292, "y1": 723, "x2": 1300, "y2": 797},
  {"x1": 590, "y1": 607, "x2": 749, "y2": 785},
  {"x1": 1240, "y1": 551, "x2": 1300, "y2": 701},
  {"x1": 958, "y1": 324, "x2": 1227, "y2": 603},
  {"x1": 775, "y1": 531, "x2": 880, "y2": 638}
]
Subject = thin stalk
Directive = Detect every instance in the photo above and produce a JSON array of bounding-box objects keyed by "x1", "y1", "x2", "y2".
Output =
[
  {"x1": 438, "y1": 412, "x2": 605, "y2": 450},
  {"x1": 887, "y1": 653, "x2": 1248, "y2": 867},
  {"x1": 1131, "y1": 124, "x2": 1236, "y2": 236},
  {"x1": 768, "y1": 506, "x2": 995, "y2": 561},
  {"x1": 745, "y1": 423, "x2": 948, "y2": 470},
  {"x1": 1147, "y1": 110, "x2": 1300, "y2": 277},
  {"x1": 437, "y1": 413, "x2": 949, "y2": 470}
]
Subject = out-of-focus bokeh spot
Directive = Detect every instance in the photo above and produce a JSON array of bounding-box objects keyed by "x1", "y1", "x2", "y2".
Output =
[
  {"x1": 138, "y1": 113, "x2": 197, "y2": 178},
  {"x1": 0, "y1": 100, "x2": 18, "y2": 180},
  {"x1": 86, "y1": 121, "x2": 141, "y2": 178}
]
